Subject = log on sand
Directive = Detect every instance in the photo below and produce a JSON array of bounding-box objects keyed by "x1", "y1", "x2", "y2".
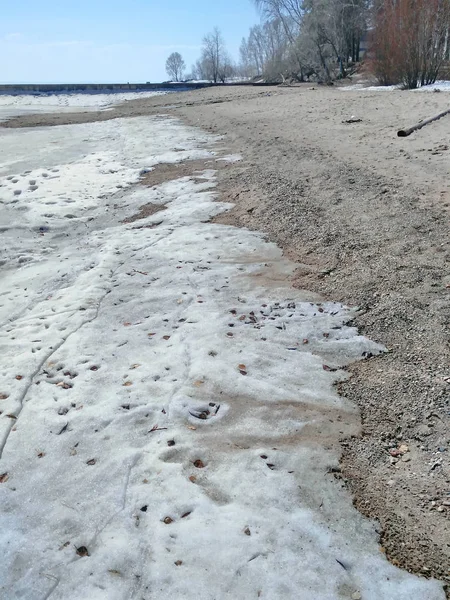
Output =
[{"x1": 398, "y1": 107, "x2": 450, "y2": 137}]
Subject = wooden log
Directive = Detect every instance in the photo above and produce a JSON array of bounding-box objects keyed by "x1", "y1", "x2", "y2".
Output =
[{"x1": 398, "y1": 107, "x2": 450, "y2": 137}]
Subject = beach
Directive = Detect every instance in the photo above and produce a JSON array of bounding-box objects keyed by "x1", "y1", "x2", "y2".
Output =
[{"x1": 0, "y1": 85, "x2": 448, "y2": 598}]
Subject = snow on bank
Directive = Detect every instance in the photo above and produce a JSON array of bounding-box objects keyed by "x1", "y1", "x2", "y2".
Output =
[
  {"x1": 0, "y1": 116, "x2": 444, "y2": 600},
  {"x1": 341, "y1": 80, "x2": 450, "y2": 92}
]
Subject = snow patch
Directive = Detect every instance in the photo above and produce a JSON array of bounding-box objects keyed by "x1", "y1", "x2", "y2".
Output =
[
  {"x1": 0, "y1": 91, "x2": 167, "y2": 122},
  {"x1": 341, "y1": 80, "x2": 450, "y2": 92}
]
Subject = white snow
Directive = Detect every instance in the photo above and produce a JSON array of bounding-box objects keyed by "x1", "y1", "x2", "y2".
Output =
[
  {"x1": 0, "y1": 91, "x2": 166, "y2": 109},
  {"x1": 341, "y1": 80, "x2": 450, "y2": 92},
  {"x1": 340, "y1": 84, "x2": 399, "y2": 92},
  {"x1": 0, "y1": 91, "x2": 166, "y2": 122},
  {"x1": 0, "y1": 116, "x2": 445, "y2": 600},
  {"x1": 415, "y1": 80, "x2": 450, "y2": 92}
]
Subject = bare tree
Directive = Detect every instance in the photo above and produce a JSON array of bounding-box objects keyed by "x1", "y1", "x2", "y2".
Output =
[
  {"x1": 165, "y1": 52, "x2": 186, "y2": 82},
  {"x1": 252, "y1": 0, "x2": 369, "y2": 82},
  {"x1": 200, "y1": 27, "x2": 226, "y2": 82}
]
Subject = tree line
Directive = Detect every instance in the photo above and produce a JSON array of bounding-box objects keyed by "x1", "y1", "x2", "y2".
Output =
[{"x1": 165, "y1": 0, "x2": 450, "y2": 89}]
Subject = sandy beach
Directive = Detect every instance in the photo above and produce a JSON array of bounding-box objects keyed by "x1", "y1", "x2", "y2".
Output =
[{"x1": 0, "y1": 85, "x2": 449, "y2": 598}]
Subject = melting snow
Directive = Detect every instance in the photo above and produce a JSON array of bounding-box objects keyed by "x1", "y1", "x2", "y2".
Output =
[
  {"x1": 341, "y1": 80, "x2": 450, "y2": 92},
  {"x1": 0, "y1": 91, "x2": 167, "y2": 122},
  {"x1": 0, "y1": 115, "x2": 444, "y2": 599}
]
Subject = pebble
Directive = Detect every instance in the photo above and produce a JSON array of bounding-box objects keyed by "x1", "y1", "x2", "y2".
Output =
[
  {"x1": 401, "y1": 454, "x2": 411, "y2": 462},
  {"x1": 352, "y1": 593, "x2": 362, "y2": 600}
]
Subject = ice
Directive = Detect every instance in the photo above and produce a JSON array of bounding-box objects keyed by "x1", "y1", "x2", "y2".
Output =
[{"x1": 0, "y1": 116, "x2": 444, "y2": 599}]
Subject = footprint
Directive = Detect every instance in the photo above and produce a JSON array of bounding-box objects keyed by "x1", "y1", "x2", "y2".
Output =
[{"x1": 188, "y1": 403, "x2": 221, "y2": 420}]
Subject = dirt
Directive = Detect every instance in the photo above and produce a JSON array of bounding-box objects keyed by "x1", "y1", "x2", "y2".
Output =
[{"x1": 3, "y1": 83, "x2": 449, "y2": 591}]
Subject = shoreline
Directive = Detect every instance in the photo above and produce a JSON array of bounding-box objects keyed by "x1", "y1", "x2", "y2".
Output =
[{"x1": 1, "y1": 86, "x2": 449, "y2": 593}]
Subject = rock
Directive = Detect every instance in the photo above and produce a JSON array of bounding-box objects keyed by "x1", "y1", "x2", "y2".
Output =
[
  {"x1": 401, "y1": 454, "x2": 411, "y2": 462},
  {"x1": 352, "y1": 593, "x2": 362, "y2": 600},
  {"x1": 398, "y1": 444, "x2": 409, "y2": 454}
]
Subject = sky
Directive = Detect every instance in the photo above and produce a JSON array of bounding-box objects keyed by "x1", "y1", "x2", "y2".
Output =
[{"x1": 1, "y1": 0, "x2": 260, "y2": 84}]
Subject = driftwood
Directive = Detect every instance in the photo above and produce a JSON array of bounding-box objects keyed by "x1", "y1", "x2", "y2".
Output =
[{"x1": 397, "y1": 107, "x2": 450, "y2": 137}]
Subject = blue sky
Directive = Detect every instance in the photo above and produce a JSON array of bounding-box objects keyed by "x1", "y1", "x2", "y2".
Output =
[{"x1": 1, "y1": 0, "x2": 260, "y2": 83}]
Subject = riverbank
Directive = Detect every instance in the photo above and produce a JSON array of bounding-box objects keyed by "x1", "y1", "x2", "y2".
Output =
[
  {"x1": 1, "y1": 85, "x2": 449, "y2": 595},
  {"x1": 171, "y1": 84, "x2": 450, "y2": 588}
]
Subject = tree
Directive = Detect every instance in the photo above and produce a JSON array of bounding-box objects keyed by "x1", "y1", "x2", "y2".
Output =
[
  {"x1": 252, "y1": 0, "x2": 369, "y2": 82},
  {"x1": 165, "y1": 52, "x2": 186, "y2": 82},
  {"x1": 371, "y1": 0, "x2": 450, "y2": 88},
  {"x1": 200, "y1": 27, "x2": 226, "y2": 82}
]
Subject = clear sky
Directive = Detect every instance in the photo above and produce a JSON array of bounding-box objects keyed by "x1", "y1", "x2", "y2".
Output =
[{"x1": 1, "y1": 0, "x2": 260, "y2": 83}]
